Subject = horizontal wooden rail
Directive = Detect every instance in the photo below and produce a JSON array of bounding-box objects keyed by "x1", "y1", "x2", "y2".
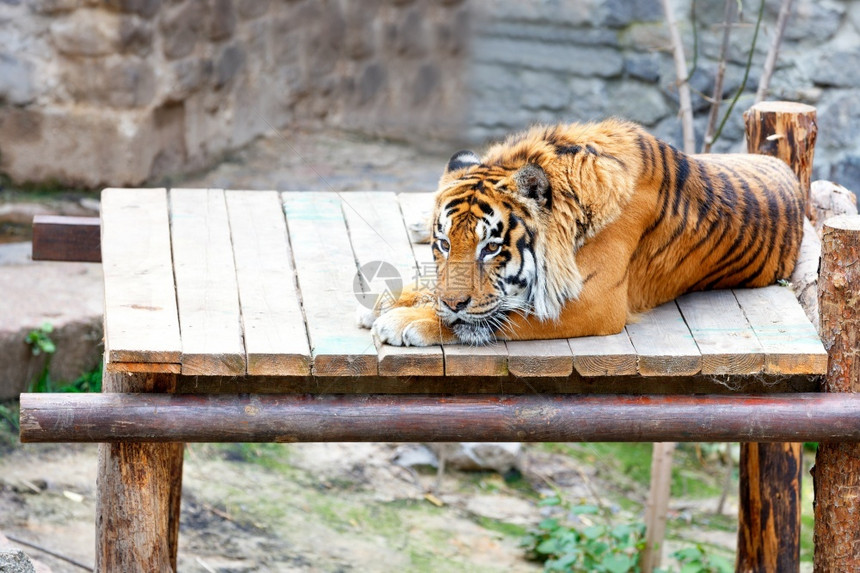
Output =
[
  {"x1": 19, "y1": 393, "x2": 860, "y2": 443},
  {"x1": 32, "y1": 215, "x2": 101, "y2": 262}
]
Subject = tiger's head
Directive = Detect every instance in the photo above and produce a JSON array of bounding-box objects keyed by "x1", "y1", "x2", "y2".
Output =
[
  {"x1": 431, "y1": 152, "x2": 551, "y2": 345},
  {"x1": 430, "y1": 123, "x2": 639, "y2": 345}
]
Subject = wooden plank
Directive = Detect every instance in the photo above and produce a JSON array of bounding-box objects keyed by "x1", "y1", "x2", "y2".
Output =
[
  {"x1": 626, "y1": 301, "x2": 701, "y2": 376},
  {"x1": 342, "y1": 192, "x2": 443, "y2": 376},
  {"x1": 283, "y1": 192, "x2": 377, "y2": 376},
  {"x1": 507, "y1": 339, "x2": 573, "y2": 378},
  {"x1": 733, "y1": 285, "x2": 828, "y2": 374},
  {"x1": 568, "y1": 329, "x2": 638, "y2": 376},
  {"x1": 676, "y1": 290, "x2": 765, "y2": 375},
  {"x1": 225, "y1": 191, "x2": 311, "y2": 376},
  {"x1": 444, "y1": 343, "x2": 509, "y2": 377},
  {"x1": 105, "y1": 362, "x2": 181, "y2": 374},
  {"x1": 100, "y1": 188, "x2": 181, "y2": 365},
  {"x1": 32, "y1": 215, "x2": 101, "y2": 262},
  {"x1": 169, "y1": 189, "x2": 245, "y2": 376},
  {"x1": 397, "y1": 192, "x2": 434, "y2": 243}
]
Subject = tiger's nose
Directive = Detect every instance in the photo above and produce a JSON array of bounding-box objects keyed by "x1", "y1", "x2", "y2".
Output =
[{"x1": 442, "y1": 295, "x2": 471, "y2": 312}]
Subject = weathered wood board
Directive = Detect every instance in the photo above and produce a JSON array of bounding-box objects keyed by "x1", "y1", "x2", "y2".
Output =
[
  {"x1": 170, "y1": 189, "x2": 245, "y2": 376},
  {"x1": 627, "y1": 301, "x2": 702, "y2": 376},
  {"x1": 282, "y1": 192, "x2": 377, "y2": 376},
  {"x1": 676, "y1": 290, "x2": 764, "y2": 375},
  {"x1": 101, "y1": 188, "x2": 181, "y2": 368},
  {"x1": 226, "y1": 191, "x2": 311, "y2": 376}
]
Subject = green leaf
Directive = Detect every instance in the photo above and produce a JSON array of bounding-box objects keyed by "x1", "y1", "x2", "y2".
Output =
[
  {"x1": 571, "y1": 504, "x2": 601, "y2": 515},
  {"x1": 538, "y1": 518, "x2": 559, "y2": 531},
  {"x1": 539, "y1": 496, "x2": 562, "y2": 507},
  {"x1": 582, "y1": 525, "x2": 604, "y2": 540},
  {"x1": 610, "y1": 524, "x2": 633, "y2": 541},
  {"x1": 536, "y1": 538, "x2": 559, "y2": 555},
  {"x1": 672, "y1": 547, "x2": 704, "y2": 561},
  {"x1": 710, "y1": 554, "x2": 734, "y2": 573},
  {"x1": 603, "y1": 554, "x2": 636, "y2": 573}
]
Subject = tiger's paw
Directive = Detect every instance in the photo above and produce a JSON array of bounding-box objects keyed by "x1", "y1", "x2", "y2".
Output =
[
  {"x1": 356, "y1": 305, "x2": 379, "y2": 329},
  {"x1": 371, "y1": 307, "x2": 453, "y2": 347},
  {"x1": 357, "y1": 286, "x2": 437, "y2": 330}
]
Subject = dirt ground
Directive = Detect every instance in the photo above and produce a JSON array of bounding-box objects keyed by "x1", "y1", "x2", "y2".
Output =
[{"x1": 0, "y1": 437, "x2": 750, "y2": 573}]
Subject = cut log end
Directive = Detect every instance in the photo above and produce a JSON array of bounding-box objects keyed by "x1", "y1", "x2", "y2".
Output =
[{"x1": 823, "y1": 214, "x2": 860, "y2": 232}]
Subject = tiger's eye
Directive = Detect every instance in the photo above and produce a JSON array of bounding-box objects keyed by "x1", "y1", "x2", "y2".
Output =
[
  {"x1": 481, "y1": 242, "x2": 501, "y2": 258},
  {"x1": 439, "y1": 239, "x2": 450, "y2": 252}
]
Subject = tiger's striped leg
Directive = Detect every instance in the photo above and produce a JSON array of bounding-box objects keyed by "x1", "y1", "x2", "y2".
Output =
[{"x1": 357, "y1": 284, "x2": 438, "y2": 328}]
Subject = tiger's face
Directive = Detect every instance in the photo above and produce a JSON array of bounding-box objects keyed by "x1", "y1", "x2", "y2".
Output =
[{"x1": 431, "y1": 151, "x2": 551, "y2": 345}]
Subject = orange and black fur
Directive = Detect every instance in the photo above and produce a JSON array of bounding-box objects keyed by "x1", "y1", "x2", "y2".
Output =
[{"x1": 361, "y1": 119, "x2": 803, "y2": 346}]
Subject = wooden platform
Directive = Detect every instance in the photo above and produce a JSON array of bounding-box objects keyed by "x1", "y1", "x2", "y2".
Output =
[{"x1": 101, "y1": 188, "x2": 827, "y2": 383}]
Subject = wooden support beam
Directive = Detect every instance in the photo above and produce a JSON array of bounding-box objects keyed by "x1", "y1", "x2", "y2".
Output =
[
  {"x1": 738, "y1": 101, "x2": 816, "y2": 573},
  {"x1": 19, "y1": 393, "x2": 860, "y2": 444},
  {"x1": 31, "y1": 215, "x2": 101, "y2": 262},
  {"x1": 814, "y1": 214, "x2": 860, "y2": 571},
  {"x1": 95, "y1": 369, "x2": 182, "y2": 573}
]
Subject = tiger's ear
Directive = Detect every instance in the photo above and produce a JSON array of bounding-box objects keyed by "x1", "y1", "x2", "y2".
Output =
[
  {"x1": 445, "y1": 150, "x2": 481, "y2": 173},
  {"x1": 514, "y1": 164, "x2": 551, "y2": 209}
]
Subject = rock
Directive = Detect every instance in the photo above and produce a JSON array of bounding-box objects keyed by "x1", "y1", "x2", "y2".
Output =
[
  {"x1": 236, "y1": 0, "x2": 268, "y2": 20},
  {"x1": 214, "y1": 44, "x2": 245, "y2": 89},
  {"x1": 102, "y1": 0, "x2": 161, "y2": 19},
  {"x1": 784, "y1": 0, "x2": 845, "y2": 43},
  {"x1": 823, "y1": 163, "x2": 860, "y2": 210},
  {"x1": 0, "y1": 53, "x2": 35, "y2": 105},
  {"x1": 817, "y1": 90, "x2": 860, "y2": 151},
  {"x1": 394, "y1": 7, "x2": 428, "y2": 58},
  {"x1": 812, "y1": 50, "x2": 860, "y2": 88},
  {"x1": 429, "y1": 442, "x2": 522, "y2": 474},
  {"x1": 159, "y1": 0, "x2": 205, "y2": 59},
  {"x1": 62, "y1": 56, "x2": 156, "y2": 108},
  {"x1": 49, "y1": 9, "x2": 122, "y2": 56},
  {"x1": 118, "y1": 16, "x2": 153, "y2": 56},
  {"x1": 624, "y1": 53, "x2": 662, "y2": 83},
  {"x1": 0, "y1": 251, "x2": 104, "y2": 400},
  {"x1": 168, "y1": 57, "x2": 212, "y2": 100},
  {"x1": 29, "y1": 0, "x2": 79, "y2": 13},
  {"x1": 207, "y1": 0, "x2": 236, "y2": 41},
  {"x1": 474, "y1": 37, "x2": 623, "y2": 77},
  {"x1": 607, "y1": 81, "x2": 670, "y2": 126},
  {"x1": 519, "y1": 70, "x2": 570, "y2": 111},
  {"x1": 392, "y1": 444, "x2": 439, "y2": 470},
  {"x1": 0, "y1": 106, "x2": 158, "y2": 188},
  {"x1": 599, "y1": 0, "x2": 662, "y2": 28},
  {"x1": 0, "y1": 550, "x2": 36, "y2": 573}
]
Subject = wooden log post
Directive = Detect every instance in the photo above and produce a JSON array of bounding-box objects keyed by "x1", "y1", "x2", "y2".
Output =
[
  {"x1": 737, "y1": 101, "x2": 817, "y2": 572},
  {"x1": 745, "y1": 101, "x2": 818, "y2": 221},
  {"x1": 96, "y1": 367, "x2": 183, "y2": 573},
  {"x1": 813, "y1": 215, "x2": 860, "y2": 570}
]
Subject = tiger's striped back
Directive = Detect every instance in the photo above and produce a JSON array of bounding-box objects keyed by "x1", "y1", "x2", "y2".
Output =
[{"x1": 627, "y1": 141, "x2": 803, "y2": 312}]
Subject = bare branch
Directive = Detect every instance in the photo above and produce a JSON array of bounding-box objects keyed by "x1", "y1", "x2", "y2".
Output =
[
  {"x1": 756, "y1": 0, "x2": 794, "y2": 103},
  {"x1": 661, "y1": 0, "x2": 696, "y2": 154},
  {"x1": 702, "y1": 0, "x2": 736, "y2": 153}
]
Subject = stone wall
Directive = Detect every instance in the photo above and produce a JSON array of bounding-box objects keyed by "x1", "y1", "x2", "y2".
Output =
[
  {"x1": 0, "y1": 0, "x2": 469, "y2": 188},
  {"x1": 466, "y1": 0, "x2": 860, "y2": 193},
  {"x1": 2, "y1": 0, "x2": 860, "y2": 192}
]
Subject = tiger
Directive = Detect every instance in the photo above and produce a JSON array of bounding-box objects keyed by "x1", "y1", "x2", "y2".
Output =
[{"x1": 360, "y1": 119, "x2": 804, "y2": 346}]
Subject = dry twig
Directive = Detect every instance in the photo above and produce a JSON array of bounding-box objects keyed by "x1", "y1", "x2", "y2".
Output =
[
  {"x1": 756, "y1": 0, "x2": 795, "y2": 103},
  {"x1": 661, "y1": 0, "x2": 696, "y2": 153}
]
